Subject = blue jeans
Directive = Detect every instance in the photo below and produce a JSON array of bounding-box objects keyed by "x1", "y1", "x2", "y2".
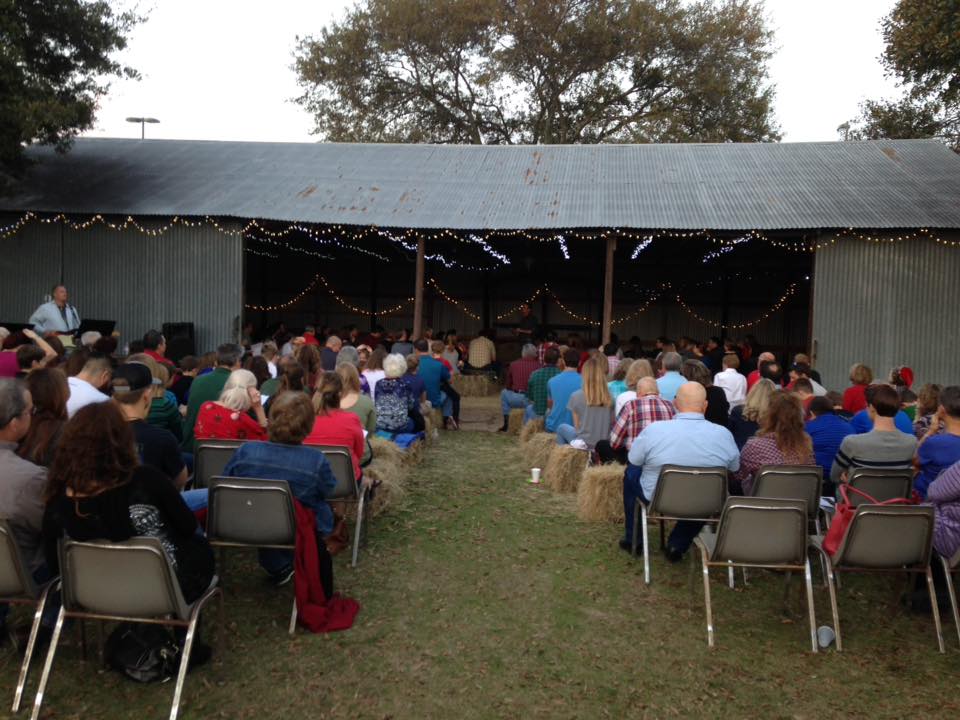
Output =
[
  {"x1": 523, "y1": 405, "x2": 542, "y2": 424},
  {"x1": 622, "y1": 464, "x2": 704, "y2": 554},
  {"x1": 438, "y1": 391, "x2": 453, "y2": 418},
  {"x1": 259, "y1": 549, "x2": 294, "y2": 575},
  {"x1": 555, "y1": 423, "x2": 578, "y2": 445},
  {"x1": 500, "y1": 389, "x2": 529, "y2": 416},
  {"x1": 181, "y1": 489, "x2": 208, "y2": 512}
]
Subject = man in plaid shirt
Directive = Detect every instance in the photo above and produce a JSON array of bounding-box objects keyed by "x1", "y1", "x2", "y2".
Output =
[
  {"x1": 597, "y1": 378, "x2": 675, "y2": 464},
  {"x1": 498, "y1": 344, "x2": 542, "y2": 431},
  {"x1": 523, "y1": 346, "x2": 561, "y2": 424}
]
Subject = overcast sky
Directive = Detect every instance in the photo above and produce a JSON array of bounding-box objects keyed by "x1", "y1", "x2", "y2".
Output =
[{"x1": 86, "y1": 0, "x2": 902, "y2": 144}]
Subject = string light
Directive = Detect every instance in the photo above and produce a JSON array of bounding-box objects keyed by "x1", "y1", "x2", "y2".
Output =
[
  {"x1": 495, "y1": 288, "x2": 544, "y2": 321},
  {"x1": 631, "y1": 236, "x2": 654, "y2": 259},
  {"x1": 428, "y1": 279, "x2": 482, "y2": 320},
  {"x1": 244, "y1": 272, "x2": 413, "y2": 314},
  {"x1": 675, "y1": 284, "x2": 797, "y2": 330}
]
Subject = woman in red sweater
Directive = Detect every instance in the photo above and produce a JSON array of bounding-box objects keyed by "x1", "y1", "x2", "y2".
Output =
[
  {"x1": 842, "y1": 363, "x2": 873, "y2": 414},
  {"x1": 194, "y1": 368, "x2": 269, "y2": 442},
  {"x1": 304, "y1": 372, "x2": 366, "y2": 481}
]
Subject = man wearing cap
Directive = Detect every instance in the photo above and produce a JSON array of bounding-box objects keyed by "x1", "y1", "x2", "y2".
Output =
[{"x1": 112, "y1": 363, "x2": 188, "y2": 491}]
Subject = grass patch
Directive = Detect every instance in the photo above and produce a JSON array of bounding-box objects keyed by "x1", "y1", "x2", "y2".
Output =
[{"x1": 4, "y1": 426, "x2": 958, "y2": 719}]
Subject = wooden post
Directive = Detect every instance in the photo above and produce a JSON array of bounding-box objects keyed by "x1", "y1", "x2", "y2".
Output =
[
  {"x1": 413, "y1": 236, "x2": 425, "y2": 339},
  {"x1": 601, "y1": 236, "x2": 616, "y2": 345}
]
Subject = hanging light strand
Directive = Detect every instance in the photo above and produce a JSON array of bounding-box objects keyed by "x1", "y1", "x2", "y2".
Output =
[{"x1": 675, "y1": 283, "x2": 798, "y2": 330}]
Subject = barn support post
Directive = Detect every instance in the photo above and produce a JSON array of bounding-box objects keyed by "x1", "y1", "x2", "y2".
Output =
[
  {"x1": 413, "y1": 236, "x2": 425, "y2": 339},
  {"x1": 602, "y1": 236, "x2": 616, "y2": 345}
]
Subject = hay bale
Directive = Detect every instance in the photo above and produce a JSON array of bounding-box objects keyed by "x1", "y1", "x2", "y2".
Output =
[
  {"x1": 519, "y1": 416, "x2": 545, "y2": 444},
  {"x1": 506, "y1": 408, "x2": 525, "y2": 435},
  {"x1": 525, "y1": 433, "x2": 556, "y2": 472},
  {"x1": 451, "y1": 374, "x2": 499, "y2": 397},
  {"x1": 543, "y1": 445, "x2": 589, "y2": 493},
  {"x1": 430, "y1": 407, "x2": 444, "y2": 429},
  {"x1": 363, "y1": 456, "x2": 407, "y2": 517},
  {"x1": 368, "y1": 435, "x2": 404, "y2": 468},
  {"x1": 577, "y1": 464, "x2": 626, "y2": 522}
]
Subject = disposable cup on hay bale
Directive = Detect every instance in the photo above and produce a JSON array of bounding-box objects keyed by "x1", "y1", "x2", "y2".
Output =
[
  {"x1": 525, "y1": 433, "x2": 556, "y2": 473},
  {"x1": 519, "y1": 417, "x2": 545, "y2": 444},
  {"x1": 506, "y1": 408, "x2": 525, "y2": 435},
  {"x1": 577, "y1": 464, "x2": 627, "y2": 522},
  {"x1": 543, "y1": 445, "x2": 589, "y2": 493}
]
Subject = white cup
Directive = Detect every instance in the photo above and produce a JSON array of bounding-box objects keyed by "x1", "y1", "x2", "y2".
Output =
[
  {"x1": 531, "y1": 467, "x2": 541, "y2": 483},
  {"x1": 817, "y1": 625, "x2": 835, "y2": 648}
]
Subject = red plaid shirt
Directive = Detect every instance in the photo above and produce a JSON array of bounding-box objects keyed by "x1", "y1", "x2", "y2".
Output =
[
  {"x1": 609, "y1": 395, "x2": 675, "y2": 450},
  {"x1": 506, "y1": 357, "x2": 543, "y2": 393}
]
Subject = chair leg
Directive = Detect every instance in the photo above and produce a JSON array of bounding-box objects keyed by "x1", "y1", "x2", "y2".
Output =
[
  {"x1": 727, "y1": 562, "x2": 735, "y2": 590},
  {"x1": 659, "y1": 520, "x2": 666, "y2": 551},
  {"x1": 30, "y1": 606, "x2": 66, "y2": 720},
  {"x1": 700, "y1": 550, "x2": 714, "y2": 648},
  {"x1": 741, "y1": 568, "x2": 749, "y2": 586},
  {"x1": 288, "y1": 593, "x2": 298, "y2": 636},
  {"x1": 941, "y1": 557, "x2": 960, "y2": 647},
  {"x1": 351, "y1": 491, "x2": 366, "y2": 568},
  {"x1": 804, "y1": 560, "x2": 818, "y2": 653},
  {"x1": 631, "y1": 500, "x2": 641, "y2": 556},
  {"x1": 641, "y1": 507, "x2": 650, "y2": 585},
  {"x1": 926, "y1": 566, "x2": 946, "y2": 654},
  {"x1": 13, "y1": 584, "x2": 53, "y2": 713},
  {"x1": 217, "y1": 592, "x2": 226, "y2": 660},
  {"x1": 78, "y1": 619, "x2": 87, "y2": 662},
  {"x1": 170, "y1": 614, "x2": 199, "y2": 720},
  {"x1": 826, "y1": 568, "x2": 842, "y2": 651}
]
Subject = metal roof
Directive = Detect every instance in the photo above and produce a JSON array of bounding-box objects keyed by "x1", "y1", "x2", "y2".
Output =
[{"x1": 3, "y1": 138, "x2": 960, "y2": 230}]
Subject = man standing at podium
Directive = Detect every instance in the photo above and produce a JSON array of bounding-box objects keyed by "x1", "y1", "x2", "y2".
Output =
[{"x1": 29, "y1": 285, "x2": 80, "y2": 335}]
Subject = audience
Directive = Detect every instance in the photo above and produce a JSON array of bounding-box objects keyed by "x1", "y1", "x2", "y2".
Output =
[
  {"x1": 805, "y1": 395, "x2": 854, "y2": 496},
  {"x1": 843, "y1": 363, "x2": 873, "y2": 414},
  {"x1": 193, "y1": 368, "x2": 268, "y2": 443},
  {"x1": 555, "y1": 356, "x2": 614, "y2": 450},
  {"x1": 524, "y1": 346, "x2": 561, "y2": 424},
  {"x1": 914, "y1": 383, "x2": 944, "y2": 438},
  {"x1": 362, "y1": 347, "x2": 387, "y2": 399},
  {"x1": 598, "y1": 377, "x2": 674, "y2": 464},
  {"x1": 299, "y1": 344, "x2": 323, "y2": 392},
  {"x1": 914, "y1": 386, "x2": 960, "y2": 499},
  {"x1": 928, "y1": 459, "x2": 960, "y2": 562},
  {"x1": 391, "y1": 329, "x2": 413, "y2": 358},
  {"x1": 416, "y1": 339, "x2": 456, "y2": 429},
  {"x1": 614, "y1": 359, "x2": 655, "y2": 415},
  {"x1": 655, "y1": 351, "x2": 685, "y2": 401},
  {"x1": 305, "y1": 372, "x2": 366, "y2": 482},
  {"x1": 321, "y1": 335, "x2": 342, "y2": 371},
  {"x1": 142, "y1": 329, "x2": 176, "y2": 371},
  {"x1": 714, "y1": 353, "x2": 747, "y2": 409},
  {"x1": 545, "y1": 348, "x2": 582, "y2": 433},
  {"x1": 65, "y1": 351, "x2": 112, "y2": 418},
  {"x1": 788, "y1": 362, "x2": 827, "y2": 396},
  {"x1": 729, "y1": 378, "x2": 776, "y2": 450},
  {"x1": 465, "y1": 329, "x2": 497, "y2": 374},
  {"x1": 607, "y1": 358, "x2": 632, "y2": 399},
  {"x1": 733, "y1": 393, "x2": 815, "y2": 495},
  {"x1": 17, "y1": 368, "x2": 69, "y2": 467},
  {"x1": 182, "y1": 343, "x2": 243, "y2": 451},
  {"x1": 746, "y1": 352, "x2": 775, "y2": 391},
  {"x1": 849, "y1": 384, "x2": 915, "y2": 434},
  {"x1": 170, "y1": 355, "x2": 199, "y2": 406},
  {"x1": 337, "y1": 363, "x2": 377, "y2": 434},
  {"x1": 375, "y1": 353, "x2": 418, "y2": 434},
  {"x1": 681, "y1": 359, "x2": 729, "y2": 428},
  {"x1": 499, "y1": 343, "x2": 541, "y2": 432}
]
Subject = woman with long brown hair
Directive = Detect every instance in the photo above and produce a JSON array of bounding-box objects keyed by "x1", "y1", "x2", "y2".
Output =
[
  {"x1": 304, "y1": 372, "x2": 366, "y2": 482},
  {"x1": 17, "y1": 368, "x2": 68, "y2": 467},
  {"x1": 733, "y1": 392, "x2": 815, "y2": 494},
  {"x1": 298, "y1": 344, "x2": 323, "y2": 393},
  {"x1": 555, "y1": 356, "x2": 614, "y2": 450}
]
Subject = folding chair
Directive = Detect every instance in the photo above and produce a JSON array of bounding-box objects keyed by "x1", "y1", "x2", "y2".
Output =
[
  {"x1": 307, "y1": 444, "x2": 368, "y2": 568},
  {"x1": 207, "y1": 477, "x2": 297, "y2": 634},
  {"x1": 0, "y1": 520, "x2": 58, "y2": 713},
  {"x1": 752, "y1": 465, "x2": 824, "y2": 535},
  {"x1": 846, "y1": 467, "x2": 913, "y2": 506},
  {"x1": 193, "y1": 439, "x2": 247, "y2": 489},
  {"x1": 811, "y1": 504, "x2": 944, "y2": 653},
  {"x1": 31, "y1": 538, "x2": 222, "y2": 720},
  {"x1": 941, "y1": 547, "x2": 960, "y2": 647},
  {"x1": 631, "y1": 465, "x2": 728, "y2": 585},
  {"x1": 694, "y1": 497, "x2": 817, "y2": 651}
]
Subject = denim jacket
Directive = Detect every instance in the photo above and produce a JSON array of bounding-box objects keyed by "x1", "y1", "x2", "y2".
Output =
[{"x1": 222, "y1": 442, "x2": 337, "y2": 534}]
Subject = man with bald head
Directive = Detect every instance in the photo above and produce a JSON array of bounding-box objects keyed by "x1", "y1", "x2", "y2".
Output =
[
  {"x1": 598, "y1": 377, "x2": 674, "y2": 464},
  {"x1": 621, "y1": 382, "x2": 740, "y2": 559}
]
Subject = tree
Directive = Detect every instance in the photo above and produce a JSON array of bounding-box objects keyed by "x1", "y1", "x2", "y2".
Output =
[
  {"x1": 293, "y1": 0, "x2": 780, "y2": 145},
  {"x1": 0, "y1": 0, "x2": 139, "y2": 179},
  {"x1": 846, "y1": 0, "x2": 959, "y2": 149}
]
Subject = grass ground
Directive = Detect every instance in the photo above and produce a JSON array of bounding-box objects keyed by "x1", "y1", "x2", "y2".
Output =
[{"x1": 2, "y1": 415, "x2": 958, "y2": 719}]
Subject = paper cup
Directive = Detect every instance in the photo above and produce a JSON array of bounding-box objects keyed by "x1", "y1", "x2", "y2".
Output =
[
  {"x1": 817, "y1": 625, "x2": 835, "y2": 648},
  {"x1": 531, "y1": 467, "x2": 541, "y2": 484}
]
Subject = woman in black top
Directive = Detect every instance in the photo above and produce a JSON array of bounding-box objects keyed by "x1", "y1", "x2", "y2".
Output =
[
  {"x1": 43, "y1": 402, "x2": 214, "y2": 603},
  {"x1": 681, "y1": 359, "x2": 730, "y2": 429}
]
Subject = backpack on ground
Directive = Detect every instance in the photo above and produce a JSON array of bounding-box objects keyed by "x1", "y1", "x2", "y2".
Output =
[{"x1": 104, "y1": 622, "x2": 180, "y2": 683}]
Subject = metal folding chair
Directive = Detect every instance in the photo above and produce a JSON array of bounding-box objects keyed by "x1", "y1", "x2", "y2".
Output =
[
  {"x1": 941, "y1": 546, "x2": 960, "y2": 647},
  {"x1": 811, "y1": 504, "x2": 944, "y2": 653},
  {"x1": 752, "y1": 465, "x2": 824, "y2": 534},
  {"x1": 306, "y1": 444, "x2": 368, "y2": 567},
  {"x1": 193, "y1": 439, "x2": 247, "y2": 489},
  {"x1": 631, "y1": 465, "x2": 728, "y2": 584},
  {"x1": 846, "y1": 467, "x2": 913, "y2": 506},
  {"x1": 207, "y1": 477, "x2": 298, "y2": 634},
  {"x1": 694, "y1": 497, "x2": 817, "y2": 651},
  {"x1": 0, "y1": 520, "x2": 58, "y2": 713},
  {"x1": 31, "y1": 538, "x2": 222, "y2": 720}
]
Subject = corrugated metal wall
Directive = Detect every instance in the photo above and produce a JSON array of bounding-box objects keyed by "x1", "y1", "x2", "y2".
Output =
[
  {"x1": 0, "y1": 216, "x2": 242, "y2": 353},
  {"x1": 812, "y1": 233, "x2": 960, "y2": 391}
]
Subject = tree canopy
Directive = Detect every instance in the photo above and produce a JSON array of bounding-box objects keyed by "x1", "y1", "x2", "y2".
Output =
[
  {"x1": 847, "y1": 0, "x2": 959, "y2": 149},
  {"x1": 0, "y1": 0, "x2": 139, "y2": 180},
  {"x1": 293, "y1": 0, "x2": 780, "y2": 145}
]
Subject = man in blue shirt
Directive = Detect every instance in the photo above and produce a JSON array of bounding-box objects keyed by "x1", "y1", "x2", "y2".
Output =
[
  {"x1": 805, "y1": 396, "x2": 855, "y2": 497},
  {"x1": 655, "y1": 351, "x2": 685, "y2": 401},
  {"x1": 545, "y1": 348, "x2": 582, "y2": 432},
  {"x1": 415, "y1": 340, "x2": 453, "y2": 423},
  {"x1": 849, "y1": 384, "x2": 914, "y2": 434},
  {"x1": 624, "y1": 382, "x2": 740, "y2": 559}
]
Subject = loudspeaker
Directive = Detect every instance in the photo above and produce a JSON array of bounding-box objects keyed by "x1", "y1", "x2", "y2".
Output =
[{"x1": 162, "y1": 322, "x2": 195, "y2": 363}]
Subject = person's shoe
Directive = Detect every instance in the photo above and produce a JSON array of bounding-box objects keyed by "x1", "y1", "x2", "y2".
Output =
[
  {"x1": 497, "y1": 425, "x2": 509, "y2": 432},
  {"x1": 663, "y1": 546, "x2": 684, "y2": 564},
  {"x1": 269, "y1": 566, "x2": 294, "y2": 587},
  {"x1": 618, "y1": 538, "x2": 634, "y2": 554}
]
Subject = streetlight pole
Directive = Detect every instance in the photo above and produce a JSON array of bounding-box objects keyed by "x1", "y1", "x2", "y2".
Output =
[{"x1": 125, "y1": 116, "x2": 160, "y2": 139}]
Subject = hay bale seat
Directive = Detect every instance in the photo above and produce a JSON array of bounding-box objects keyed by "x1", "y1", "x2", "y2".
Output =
[
  {"x1": 543, "y1": 445, "x2": 589, "y2": 493},
  {"x1": 524, "y1": 433, "x2": 556, "y2": 473},
  {"x1": 451, "y1": 373, "x2": 499, "y2": 397},
  {"x1": 577, "y1": 464, "x2": 626, "y2": 522},
  {"x1": 506, "y1": 408, "x2": 525, "y2": 435},
  {"x1": 519, "y1": 416, "x2": 545, "y2": 443}
]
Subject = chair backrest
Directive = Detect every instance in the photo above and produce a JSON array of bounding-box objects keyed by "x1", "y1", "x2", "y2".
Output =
[
  {"x1": 834, "y1": 504, "x2": 935, "y2": 569},
  {"x1": 194, "y1": 440, "x2": 247, "y2": 489},
  {"x1": 651, "y1": 465, "x2": 728, "y2": 519},
  {"x1": 847, "y1": 467, "x2": 913, "y2": 506},
  {"x1": 60, "y1": 537, "x2": 189, "y2": 620},
  {"x1": 0, "y1": 519, "x2": 36, "y2": 600},
  {"x1": 305, "y1": 444, "x2": 358, "y2": 500},
  {"x1": 751, "y1": 464, "x2": 823, "y2": 519},
  {"x1": 711, "y1": 497, "x2": 808, "y2": 565},
  {"x1": 207, "y1": 477, "x2": 296, "y2": 547}
]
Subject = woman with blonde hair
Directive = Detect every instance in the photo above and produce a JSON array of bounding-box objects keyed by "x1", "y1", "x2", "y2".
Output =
[
  {"x1": 337, "y1": 362, "x2": 376, "y2": 433},
  {"x1": 193, "y1": 368, "x2": 268, "y2": 442},
  {"x1": 614, "y1": 358, "x2": 654, "y2": 415},
  {"x1": 728, "y1": 378, "x2": 776, "y2": 449},
  {"x1": 555, "y1": 356, "x2": 614, "y2": 449},
  {"x1": 843, "y1": 363, "x2": 873, "y2": 414},
  {"x1": 733, "y1": 392, "x2": 815, "y2": 494}
]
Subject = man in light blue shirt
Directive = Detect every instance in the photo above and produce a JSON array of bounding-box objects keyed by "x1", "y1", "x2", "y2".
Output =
[
  {"x1": 622, "y1": 382, "x2": 740, "y2": 558},
  {"x1": 655, "y1": 351, "x2": 685, "y2": 401},
  {"x1": 545, "y1": 348, "x2": 582, "y2": 432},
  {"x1": 28, "y1": 285, "x2": 80, "y2": 334}
]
